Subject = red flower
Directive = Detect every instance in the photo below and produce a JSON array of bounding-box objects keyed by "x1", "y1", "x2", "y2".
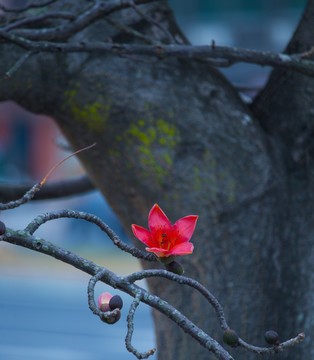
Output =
[{"x1": 132, "y1": 204, "x2": 198, "y2": 258}]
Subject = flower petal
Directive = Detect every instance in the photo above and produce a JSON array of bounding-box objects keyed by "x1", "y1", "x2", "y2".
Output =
[
  {"x1": 97, "y1": 292, "x2": 112, "y2": 311},
  {"x1": 148, "y1": 204, "x2": 172, "y2": 231},
  {"x1": 168, "y1": 242, "x2": 194, "y2": 256},
  {"x1": 173, "y1": 215, "x2": 198, "y2": 243},
  {"x1": 145, "y1": 246, "x2": 171, "y2": 258},
  {"x1": 131, "y1": 224, "x2": 152, "y2": 246}
]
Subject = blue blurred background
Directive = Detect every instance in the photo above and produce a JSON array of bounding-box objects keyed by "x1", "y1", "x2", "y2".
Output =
[{"x1": 0, "y1": 0, "x2": 308, "y2": 359}]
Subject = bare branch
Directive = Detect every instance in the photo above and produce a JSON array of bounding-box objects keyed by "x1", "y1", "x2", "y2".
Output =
[
  {"x1": 1, "y1": 31, "x2": 313, "y2": 78},
  {"x1": 0, "y1": 175, "x2": 95, "y2": 202},
  {"x1": 125, "y1": 294, "x2": 156, "y2": 359},
  {"x1": 23, "y1": 209, "x2": 157, "y2": 261},
  {"x1": 127, "y1": 0, "x2": 175, "y2": 44},
  {"x1": 3, "y1": 12, "x2": 75, "y2": 32},
  {"x1": 105, "y1": 18, "x2": 156, "y2": 44},
  {"x1": 0, "y1": 0, "x2": 59, "y2": 13},
  {"x1": 0, "y1": 183, "x2": 42, "y2": 210},
  {"x1": 3, "y1": 50, "x2": 35, "y2": 79},
  {"x1": 299, "y1": 45, "x2": 314, "y2": 59},
  {"x1": 238, "y1": 333, "x2": 306, "y2": 355},
  {"x1": 9, "y1": 0, "x2": 160, "y2": 41},
  {"x1": 126, "y1": 269, "x2": 229, "y2": 331}
]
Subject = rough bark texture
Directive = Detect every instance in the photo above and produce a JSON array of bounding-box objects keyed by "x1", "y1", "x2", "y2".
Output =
[{"x1": 0, "y1": 1, "x2": 313, "y2": 359}]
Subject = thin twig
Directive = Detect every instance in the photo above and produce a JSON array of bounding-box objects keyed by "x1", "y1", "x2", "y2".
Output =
[
  {"x1": 299, "y1": 45, "x2": 314, "y2": 59},
  {"x1": 125, "y1": 294, "x2": 156, "y2": 359},
  {"x1": 0, "y1": 183, "x2": 42, "y2": 210},
  {"x1": 0, "y1": 0, "x2": 59, "y2": 13},
  {"x1": 127, "y1": 0, "x2": 175, "y2": 44},
  {"x1": 3, "y1": 12, "x2": 76, "y2": 32},
  {"x1": 3, "y1": 51, "x2": 35, "y2": 79},
  {"x1": 9, "y1": 0, "x2": 159, "y2": 41},
  {"x1": 238, "y1": 333, "x2": 306, "y2": 355},
  {"x1": 0, "y1": 145, "x2": 95, "y2": 206},
  {"x1": 105, "y1": 17, "x2": 157, "y2": 44}
]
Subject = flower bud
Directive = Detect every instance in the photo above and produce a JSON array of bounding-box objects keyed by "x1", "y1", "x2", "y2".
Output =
[
  {"x1": 98, "y1": 292, "x2": 112, "y2": 312},
  {"x1": 0, "y1": 221, "x2": 6, "y2": 236},
  {"x1": 222, "y1": 329, "x2": 239, "y2": 347},
  {"x1": 165, "y1": 261, "x2": 184, "y2": 275},
  {"x1": 264, "y1": 330, "x2": 279, "y2": 345},
  {"x1": 109, "y1": 295, "x2": 123, "y2": 310}
]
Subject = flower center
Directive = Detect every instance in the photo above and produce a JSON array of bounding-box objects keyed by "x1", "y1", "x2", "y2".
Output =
[{"x1": 152, "y1": 227, "x2": 180, "y2": 250}]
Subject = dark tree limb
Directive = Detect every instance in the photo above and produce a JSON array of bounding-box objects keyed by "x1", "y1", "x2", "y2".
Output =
[
  {"x1": 1, "y1": 31, "x2": 314, "y2": 78},
  {"x1": 0, "y1": 0, "x2": 60, "y2": 13},
  {"x1": 3, "y1": 12, "x2": 76, "y2": 32},
  {"x1": 0, "y1": 175, "x2": 95, "y2": 202},
  {"x1": 7, "y1": 0, "x2": 160, "y2": 41}
]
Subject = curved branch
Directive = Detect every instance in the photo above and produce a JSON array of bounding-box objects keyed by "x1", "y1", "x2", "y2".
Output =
[
  {"x1": 88, "y1": 270, "x2": 122, "y2": 324},
  {"x1": 124, "y1": 269, "x2": 305, "y2": 355},
  {"x1": 0, "y1": 175, "x2": 95, "y2": 202},
  {"x1": 24, "y1": 209, "x2": 156, "y2": 261},
  {"x1": 126, "y1": 269, "x2": 228, "y2": 330},
  {"x1": 125, "y1": 293, "x2": 156, "y2": 359}
]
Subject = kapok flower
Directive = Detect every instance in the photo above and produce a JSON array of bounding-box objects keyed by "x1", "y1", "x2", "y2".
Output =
[{"x1": 132, "y1": 204, "x2": 198, "y2": 258}]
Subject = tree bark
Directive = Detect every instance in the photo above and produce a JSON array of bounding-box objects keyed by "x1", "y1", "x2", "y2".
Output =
[{"x1": 0, "y1": 1, "x2": 312, "y2": 359}]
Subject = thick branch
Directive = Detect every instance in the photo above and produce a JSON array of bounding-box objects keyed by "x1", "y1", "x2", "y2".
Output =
[
  {"x1": 0, "y1": 175, "x2": 94, "y2": 202},
  {"x1": 1, "y1": 31, "x2": 313, "y2": 77}
]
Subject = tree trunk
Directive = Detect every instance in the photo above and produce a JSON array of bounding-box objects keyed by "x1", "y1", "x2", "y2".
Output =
[{"x1": 0, "y1": 1, "x2": 312, "y2": 359}]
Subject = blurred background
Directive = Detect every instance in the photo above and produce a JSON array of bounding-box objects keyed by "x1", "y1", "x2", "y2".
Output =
[{"x1": 0, "y1": 0, "x2": 308, "y2": 359}]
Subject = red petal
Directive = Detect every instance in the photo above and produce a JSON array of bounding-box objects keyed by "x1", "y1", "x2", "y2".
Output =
[
  {"x1": 168, "y1": 242, "x2": 194, "y2": 256},
  {"x1": 97, "y1": 292, "x2": 112, "y2": 310},
  {"x1": 145, "y1": 246, "x2": 171, "y2": 257},
  {"x1": 173, "y1": 215, "x2": 198, "y2": 243},
  {"x1": 148, "y1": 204, "x2": 172, "y2": 231},
  {"x1": 131, "y1": 224, "x2": 152, "y2": 246}
]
